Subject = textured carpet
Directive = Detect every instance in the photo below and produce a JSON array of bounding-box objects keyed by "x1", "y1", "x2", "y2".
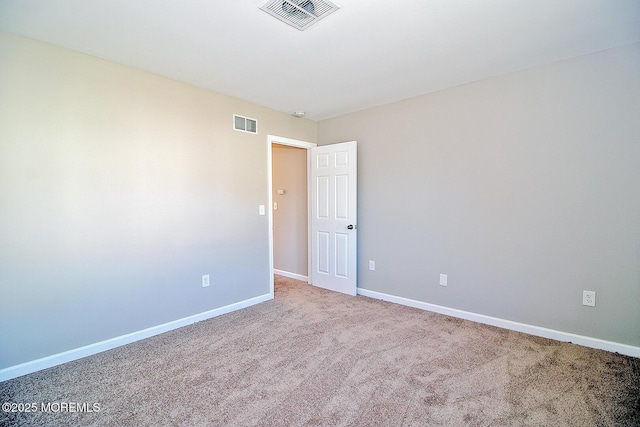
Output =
[{"x1": 1, "y1": 275, "x2": 638, "y2": 426}]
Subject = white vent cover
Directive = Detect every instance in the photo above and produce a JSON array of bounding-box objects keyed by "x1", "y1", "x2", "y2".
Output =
[
  {"x1": 233, "y1": 114, "x2": 258, "y2": 134},
  {"x1": 260, "y1": 0, "x2": 339, "y2": 31}
]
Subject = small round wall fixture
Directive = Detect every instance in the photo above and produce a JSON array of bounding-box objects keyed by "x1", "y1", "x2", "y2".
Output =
[{"x1": 292, "y1": 111, "x2": 306, "y2": 118}]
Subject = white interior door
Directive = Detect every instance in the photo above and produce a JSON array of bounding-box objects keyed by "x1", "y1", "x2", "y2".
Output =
[{"x1": 310, "y1": 141, "x2": 357, "y2": 296}]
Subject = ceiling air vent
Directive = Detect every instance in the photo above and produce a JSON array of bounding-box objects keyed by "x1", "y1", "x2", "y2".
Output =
[
  {"x1": 260, "y1": 0, "x2": 339, "y2": 31},
  {"x1": 233, "y1": 114, "x2": 258, "y2": 134}
]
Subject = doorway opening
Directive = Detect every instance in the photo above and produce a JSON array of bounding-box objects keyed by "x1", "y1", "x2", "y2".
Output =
[
  {"x1": 267, "y1": 135, "x2": 358, "y2": 297},
  {"x1": 267, "y1": 135, "x2": 316, "y2": 297},
  {"x1": 272, "y1": 144, "x2": 308, "y2": 279}
]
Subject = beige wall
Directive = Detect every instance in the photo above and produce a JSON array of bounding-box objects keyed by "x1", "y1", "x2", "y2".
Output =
[
  {"x1": 2, "y1": 28, "x2": 638, "y2": 370},
  {"x1": 272, "y1": 145, "x2": 308, "y2": 276},
  {"x1": 0, "y1": 32, "x2": 316, "y2": 368},
  {"x1": 318, "y1": 43, "x2": 640, "y2": 347}
]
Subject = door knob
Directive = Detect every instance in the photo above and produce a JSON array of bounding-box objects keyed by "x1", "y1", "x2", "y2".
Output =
[{"x1": 347, "y1": 224, "x2": 357, "y2": 230}]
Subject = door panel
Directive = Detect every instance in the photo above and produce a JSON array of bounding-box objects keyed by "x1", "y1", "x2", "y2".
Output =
[
  {"x1": 335, "y1": 233, "x2": 349, "y2": 278},
  {"x1": 317, "y1": 231, "x2": 330, "y2": 274},
  {"x1": 335, "y1": 174, "x2": 349, "y2": 219},
  {"x1": 310, "y1": 141, "x2": 357, "y2": 296},
  {"x1": 317, "y1": 176, "x2": 330, "y2": 219}
]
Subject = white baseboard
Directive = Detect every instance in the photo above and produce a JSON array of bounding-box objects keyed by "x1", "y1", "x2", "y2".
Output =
[
  {"x1": 357, "y1": 288, "x2": 640, "y2": 358},
  {"x1": 274, "y1": 269, "x2": 308, "y2": 282},
  {"x1": 0, "y1": 293, "x2": 273, "y2": 383}
]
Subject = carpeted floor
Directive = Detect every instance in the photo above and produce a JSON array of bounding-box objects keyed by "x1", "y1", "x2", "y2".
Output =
[{"x1": 1, "y1": 275, "x2": 639, "y2": 426}]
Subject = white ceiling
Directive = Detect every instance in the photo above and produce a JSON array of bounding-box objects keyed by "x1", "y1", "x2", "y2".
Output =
[{"x1": 1, "y1": 0, "x2": 639, "y2": 120}]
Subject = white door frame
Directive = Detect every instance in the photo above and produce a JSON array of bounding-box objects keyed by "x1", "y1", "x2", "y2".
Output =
[{"x1": 267, "y1": 135, "x2": 316, "y2": 297}]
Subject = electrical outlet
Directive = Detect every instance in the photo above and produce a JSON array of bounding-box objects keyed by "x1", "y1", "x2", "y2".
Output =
[
  {"x1": 369, "y1": 260, "x2": 375, "y2": 271},
  {"x1": 582, "y1": 290, "x2": 595, "y2": 307},
  {"x1": 439, "y1": 274, "x2": 448, "y2": 287},
  {"x1": 202, "y1": 274, "x2": 210, "y2": 288}
]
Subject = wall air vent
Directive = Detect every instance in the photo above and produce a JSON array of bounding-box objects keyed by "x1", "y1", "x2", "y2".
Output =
[
  {"x1": 259, "y1": 0, "x2": 339, "y2": 31},
  {"x1": 233, "y1": 114, "x2": 258, "y2": 134}
]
